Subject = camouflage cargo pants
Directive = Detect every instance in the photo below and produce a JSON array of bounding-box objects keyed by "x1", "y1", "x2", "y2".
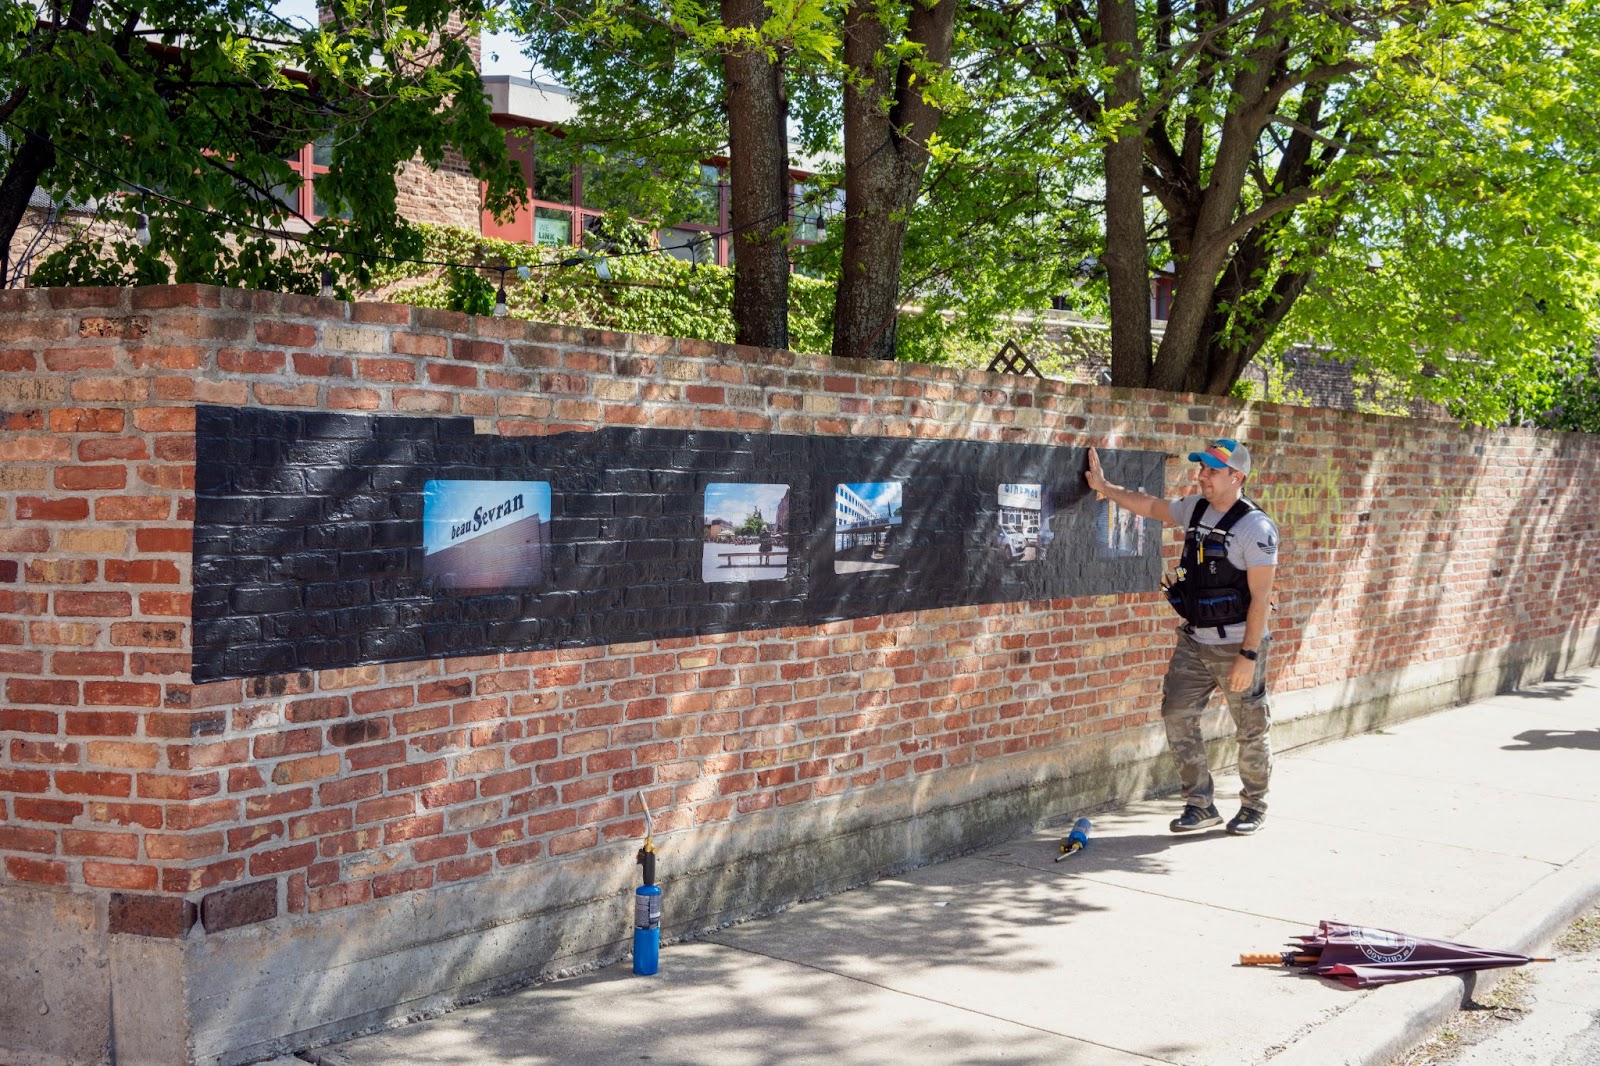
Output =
[{"x1": 1160, "y1": 629, "x2": 1272, "y2": 812}]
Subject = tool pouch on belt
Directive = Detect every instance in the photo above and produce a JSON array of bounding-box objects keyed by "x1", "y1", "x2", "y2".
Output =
[{"x1": 1188, "y1": 588, "x2": 1247, "y2": 626}]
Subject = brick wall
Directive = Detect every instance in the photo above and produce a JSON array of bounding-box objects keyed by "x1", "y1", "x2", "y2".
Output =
[
  {"x1": 2, "y1": 283, "x2": 1598, "y2": 1066},
  {"x1": 395, "y1": 157, "x2": 483, "y2": 232}
]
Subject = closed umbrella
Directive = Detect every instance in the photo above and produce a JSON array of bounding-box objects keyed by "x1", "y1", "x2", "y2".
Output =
[{"x1": 1241, "y1": 920, "x2": 1553, "y2": 988}]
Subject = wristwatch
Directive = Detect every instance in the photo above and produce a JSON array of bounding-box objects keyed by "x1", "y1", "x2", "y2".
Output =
[{"x1": 1237, "y1": 649, "x2": 1259, "y2": 661}]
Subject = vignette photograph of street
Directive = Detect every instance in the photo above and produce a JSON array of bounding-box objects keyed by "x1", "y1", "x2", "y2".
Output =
[{"x1": 701, "y1": 482, "x2": 792, "y2": 583}]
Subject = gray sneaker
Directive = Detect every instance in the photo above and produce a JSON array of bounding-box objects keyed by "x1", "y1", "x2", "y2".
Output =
[
  {"x1": 1169, "y1": 803, "x2": 1222, "y2": 833},
  {"x1": 1226, "y1": 807, "x2": 1266, "y2": 835}
]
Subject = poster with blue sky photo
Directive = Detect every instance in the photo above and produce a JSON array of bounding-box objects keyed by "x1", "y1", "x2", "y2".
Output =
[
  {"x1": 422, "y1": 480, "x2": 552, "y2": 590},
  {"x1": 834, "y1": 481, "x2": 905, "y2": 574}
]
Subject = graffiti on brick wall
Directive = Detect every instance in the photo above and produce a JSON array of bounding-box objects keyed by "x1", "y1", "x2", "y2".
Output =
[
  {"x1": 191, "y1": 406, "x2": 1166, "y2": 681},
  {"x1": 1251, "y1": 455, "x2": 1345, "y2": 544}
]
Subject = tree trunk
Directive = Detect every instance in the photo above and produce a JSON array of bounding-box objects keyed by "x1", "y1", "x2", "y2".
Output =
[
  {"x1": 721, "y1": 0, "x2": 790, "y2": 350},
  {"x1": 0, "y1": 126, "x2": 56, "y2": 285},
  {"x1": 0, "y1": 0, "x2": 99, "y2": 280},
  {"x1": 1148, "y1": 7, "x2": 1288, "y2": 392},
  {"x1": 1099, "y1": 0, "x2": 1151, "y2": 388},
  {"x1": 1201, "y1": 266, "x2": 1311, "y2": 394},
  {"x1": 832, "y1": 0, "x2": 957, "y2": 363}
]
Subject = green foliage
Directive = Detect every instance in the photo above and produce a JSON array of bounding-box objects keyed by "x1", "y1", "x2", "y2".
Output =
[
  {"x1": 507, "y1": 0, "x2": 788, "y2": 232},
  {"x1": 373, "y1": 224, "x2": 835, "y2": 353},
  {"x1": 926, "y1": 0, "x2": 1600, "y2": 418},
  {"x1": 443, "y1": 266, "x2": 497, "y2": 317},
  {"x1": 30, "y1": 236, "x2": 172, "y2": 289},
  {"x1": 1497, "y1": 347, "x2": 1600, "y2": 433},
  {"x1": 3, "y1": 0, "x2": 522, "y2": 293},
  {"x1": 1280, "y1": 1, "x2": 1600, "y2": 429},
  {"x1": 31, "y1": 223, "x2": 325, "y2": 294}
]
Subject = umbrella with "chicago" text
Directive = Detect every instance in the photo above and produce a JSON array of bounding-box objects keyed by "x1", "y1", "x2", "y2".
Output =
[{"x1": 1240, "y1": 920, "x2": 1554, "y2": 988}]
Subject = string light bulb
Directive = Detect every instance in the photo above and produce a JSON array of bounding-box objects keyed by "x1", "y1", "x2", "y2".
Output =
[
  {"x1": 320, "y1": 267, "x2": 335, "y2": 299},
  {"x1": 135, "y1": 213, "x2": 151, "y2": 247},
  {"x1": 493, "y1": 267, "x2": 509, "y2": 317}
]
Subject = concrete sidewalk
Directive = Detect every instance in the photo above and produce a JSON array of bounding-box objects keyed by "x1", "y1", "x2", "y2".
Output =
[{"x1": 308, "y1": 669, "x2": 1600, "y2": 1066}]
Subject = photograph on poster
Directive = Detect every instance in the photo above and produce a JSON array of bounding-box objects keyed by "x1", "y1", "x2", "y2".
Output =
[
  {"x1": 1095, "y1": 491, "x2": 1148, "y2": 558},
  {"x1": 422, "y1": 480, "x2": 552, "y2": 590},
  {"x1": 995, "y1": 483, "x2": 1054, "y2": 563},
  {"x1": 703, "y1": 482, "x2": 792, "y2": 583},
  {"x1": 834, "y1": 481, "x2": 904, "y2": 574}
]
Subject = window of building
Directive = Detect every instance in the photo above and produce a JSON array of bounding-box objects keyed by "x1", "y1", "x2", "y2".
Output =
[
  {"x1": 1151, "y1": 275, "x2": 1175, "y2": 321},
  {"x1": 658, "y1": 227, "x2": 713, "y2": 263},
  {"x1": 486, "y1": 126, "x2": 579, "y2": 246},
  {"x1": 657, "y1": 164, "x2": 724, "y2": 263},
  {"x1": 309, "y1": 138, "x2": 338, "y2": 218},
  {"x1": 791, "y1": 181, "x2": 827, "y2": 244},
  {"x1": 276, "y1": 136, "x2": 334, "y2": 220},
  {"x1": 683, "y1": 164, "x2": 722, "y2": 227},
  {"x1": 530, "y1": 130, "x2": 572, "y2": 205},
  {"x1": 790, "y1": 180, "x2": 840, "y2": 278},
  {"x1": 483, "y1": 124, "x2": 839, "y2": 271}
]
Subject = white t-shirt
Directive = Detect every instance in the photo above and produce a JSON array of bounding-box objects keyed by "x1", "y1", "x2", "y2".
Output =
[{"x1": 1168, "y1": 495, "x2": 1279, "y2": 645}]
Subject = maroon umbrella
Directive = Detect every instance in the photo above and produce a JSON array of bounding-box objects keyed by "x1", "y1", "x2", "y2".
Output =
[{"x1": 1241, "y1": 920, "x2": 1553, "y2": 988}]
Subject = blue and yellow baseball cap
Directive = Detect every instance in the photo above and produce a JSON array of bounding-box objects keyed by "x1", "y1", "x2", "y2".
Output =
[{"x1": 1188, "y1": 438, "x2": 1251, "y2": 476}]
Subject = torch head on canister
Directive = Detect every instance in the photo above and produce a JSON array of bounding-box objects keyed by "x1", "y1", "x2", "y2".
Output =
[{"x1": 636, "y1": 839, "x2": 656, "y2": 886}]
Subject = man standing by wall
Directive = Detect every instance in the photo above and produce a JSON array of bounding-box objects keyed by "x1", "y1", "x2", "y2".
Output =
[{"x1": 1085, "y1": 439, "x2": 1280, "y2": 836}]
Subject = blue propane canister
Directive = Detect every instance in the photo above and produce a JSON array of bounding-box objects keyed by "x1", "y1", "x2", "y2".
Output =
[
  {"x1": 1055, "y1": 817, "x2": 1092, "y2": 861},
  {"x1": 633, "y1": 844, "x2": 661, "y2": 976}
]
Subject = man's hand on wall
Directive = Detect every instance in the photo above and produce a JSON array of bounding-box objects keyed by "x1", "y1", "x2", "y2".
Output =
[{"x1": 1086, "y1": 446, "x2": 1107, "y2": 498}]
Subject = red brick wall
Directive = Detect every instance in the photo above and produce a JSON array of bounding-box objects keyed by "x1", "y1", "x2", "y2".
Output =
[{"x1": 2, "y1": 285, "x2": 1598, "y2": 963}]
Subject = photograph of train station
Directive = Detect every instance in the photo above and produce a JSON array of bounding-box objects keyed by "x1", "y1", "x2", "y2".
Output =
[{"x1": 834, "y1": 481, "x2": 905, "y2": 574}]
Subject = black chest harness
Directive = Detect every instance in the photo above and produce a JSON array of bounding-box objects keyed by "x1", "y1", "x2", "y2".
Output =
[{"x1": 1164, "y1": 498, "x2": 1257, "y2": 638}]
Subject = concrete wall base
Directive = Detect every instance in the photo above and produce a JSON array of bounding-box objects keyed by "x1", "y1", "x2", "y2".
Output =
[{"x1": 0, "y1": 886, "x2": 110, "y2": 1066}]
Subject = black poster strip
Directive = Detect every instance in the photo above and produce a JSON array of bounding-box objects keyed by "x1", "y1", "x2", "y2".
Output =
[{"x1": 191, "y1": 406, "x2": 1165, "y2": 682}]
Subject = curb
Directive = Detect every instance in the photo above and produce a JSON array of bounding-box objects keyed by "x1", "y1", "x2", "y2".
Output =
[{"x1": 1267, "y1": 837, "x2": 1600, "y2": 1066}]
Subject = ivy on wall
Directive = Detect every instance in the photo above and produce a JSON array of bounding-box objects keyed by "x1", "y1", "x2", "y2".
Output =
[
  {"x1": 365, "y1": 224, "x2": 1077, "y2": 372},
  {"x1": 366, "y1": 223, "x2": 836, "y2": 356}
]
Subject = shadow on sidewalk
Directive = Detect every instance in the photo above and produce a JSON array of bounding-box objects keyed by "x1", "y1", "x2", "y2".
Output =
[{"x1": 1503, "y1": 728, "x2": 1600, "y2": 752}]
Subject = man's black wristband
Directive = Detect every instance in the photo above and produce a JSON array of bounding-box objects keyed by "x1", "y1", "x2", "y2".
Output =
[{"x1": 1238, "y1": 649, "x2": 1259, "y2": 661}]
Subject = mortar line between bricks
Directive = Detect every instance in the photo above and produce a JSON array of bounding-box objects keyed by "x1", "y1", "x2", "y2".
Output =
[{"x1": 701, "y1": 936, "x2": 1186, "y2": 1066}]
